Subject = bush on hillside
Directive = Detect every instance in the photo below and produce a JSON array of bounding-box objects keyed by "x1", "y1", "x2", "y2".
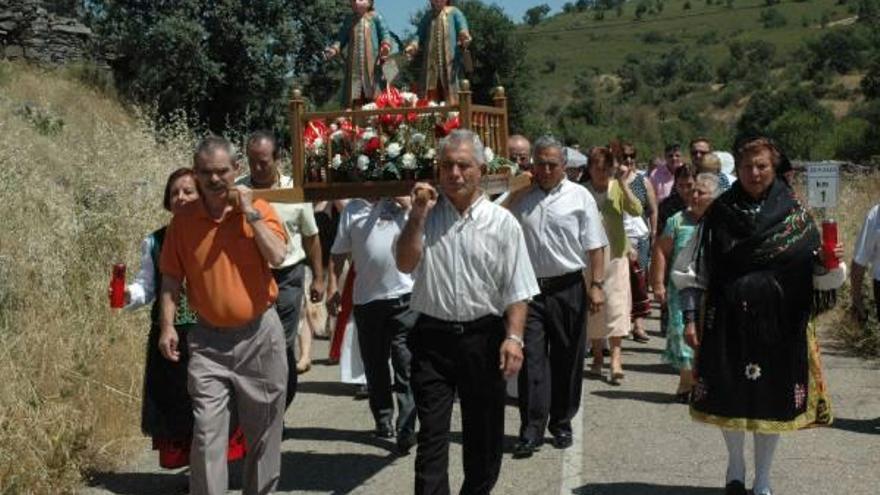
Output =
[
  {"x1": 736, "y1": 87, "x2": 835, "y2": 159},
  {"x1": 861, "y1": 57, "x2": 880, "y2": 98},
  {"x1": 718, "y1": 40, "x2": 777, "y2": 85},
  {"x1": 760, "y1": 7, "x2": 788, "y2": 28},
  {"x1": 805, "y1": 29, "x2": 868, "y2": 75}
]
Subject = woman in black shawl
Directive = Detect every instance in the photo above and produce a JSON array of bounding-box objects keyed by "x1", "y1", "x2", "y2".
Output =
[{"x1": 689, "y1": 138, "x2": 843, "y2": 495}]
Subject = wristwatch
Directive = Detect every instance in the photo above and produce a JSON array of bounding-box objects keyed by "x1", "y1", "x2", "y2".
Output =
[
  {"x1": 505, "y1": 334, "x2": 525, "y2": 349},
  {"x1": 245, "y1": 210, "x2": 263, "y2": 224},
  {"x1": 590, "y1": 280, "x2": 604, "y2": 290}
]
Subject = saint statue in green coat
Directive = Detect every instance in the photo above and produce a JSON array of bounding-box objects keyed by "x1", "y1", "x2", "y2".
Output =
[
  {"x1": 405, "y1": 0, "x2": 472, "y2": 105},
  {"x1": 324, "y1": 0, "x2": 393, "y2": 108}
]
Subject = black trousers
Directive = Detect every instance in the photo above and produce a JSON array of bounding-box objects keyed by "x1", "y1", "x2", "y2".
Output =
[
  {"x1": 518, "y1": 277, "x2": 587, "y2": 442},
  {"x1": 874, "y1": 279, "x2": 880, "y2": 321},
  {"x1": 273, "y1": 262, "x2": 305, "y2": 409},
  {"x1": 352, "y1": 295, "x2": 417, "y2": 436},
  {"x1": 409, "y1": 315, "x2": 506, "y2": 495}
]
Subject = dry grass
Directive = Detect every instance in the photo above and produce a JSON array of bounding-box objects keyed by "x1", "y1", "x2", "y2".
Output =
[
  {"x1": 808, "y1": 172, "x2": 880, "y2": 358},
  {"x1": 0, "y1": 61, "x2": 193, "y2": 493}
]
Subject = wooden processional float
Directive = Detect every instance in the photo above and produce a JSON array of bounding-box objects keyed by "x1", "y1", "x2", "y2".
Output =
[{"x1": 248, "y1": 80, "x2": 532, "y2": 204}]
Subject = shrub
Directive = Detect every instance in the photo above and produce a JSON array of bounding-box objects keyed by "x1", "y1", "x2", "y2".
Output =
[
  {"x1": 760, "y1": 7, "x2": 788, "y2": 28},
  {"x1": 806, "y1": 29, "x2": 867, "y2": 75}
]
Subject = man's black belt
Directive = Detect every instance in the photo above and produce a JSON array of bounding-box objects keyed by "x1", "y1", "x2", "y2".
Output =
[
  {"x1": 537, "y1": 270, "x2": 583, "y2": 294},
  {"x1": 417, "y1": 313, "x2": 501, "y2": 335}
]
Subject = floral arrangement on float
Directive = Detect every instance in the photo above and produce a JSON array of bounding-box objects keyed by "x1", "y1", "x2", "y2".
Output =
[{"x1": 303, "y1": 86, "x2": 515, "y2": 182}]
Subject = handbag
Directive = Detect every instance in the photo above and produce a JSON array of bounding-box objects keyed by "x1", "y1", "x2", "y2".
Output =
[{"x1": 670, "y1": 223, "x2": 707, "y2": 291}]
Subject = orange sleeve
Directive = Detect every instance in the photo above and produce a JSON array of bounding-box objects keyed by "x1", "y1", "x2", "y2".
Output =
[
  {"x1": 255, "y1": 200, "x2": 287, "y2": 243},
  {"x1": 159, "y1": 217, "x2": 185, "y2": 281}
]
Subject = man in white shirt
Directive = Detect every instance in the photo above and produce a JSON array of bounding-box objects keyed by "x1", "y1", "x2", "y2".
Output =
[
  {"x1": 238, "y1": 131, "x2": 324, "y2": 409},
  {"x1": 327, "y1": 197, "x2": 418, "y2": 454},
  {"x1": 396, "y1": 129, "x2": 539, "y2": 495},
  {"x1": 507, "y1": 136, "x2": 608, "y2": 458},
  {"x1": 852, "y1": 203, "x2": 880, "y2": 321}
]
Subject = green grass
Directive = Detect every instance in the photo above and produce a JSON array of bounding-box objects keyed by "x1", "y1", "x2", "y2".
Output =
[{"x1": 520, "y1": 0, "x2": 855, "y2": 102}]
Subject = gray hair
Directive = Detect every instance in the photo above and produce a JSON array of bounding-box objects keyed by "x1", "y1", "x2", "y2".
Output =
[
  {"x1": 438, "y1": 129, "x2": 486, "y2": 165},
  {"x1": 532, "y1": 135, "x2": 564, "y2": 158},
  {"x1": 695, "y1": 172, "x2": 721, "y2": 198},
  {"x1": 194, "y1": 135, "x2": 236, "y2": 168}
]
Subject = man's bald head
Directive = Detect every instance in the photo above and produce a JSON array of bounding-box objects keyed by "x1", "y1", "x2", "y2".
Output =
[{"x1": 508, "y1": 134, "x2": 531, "y2": 171}]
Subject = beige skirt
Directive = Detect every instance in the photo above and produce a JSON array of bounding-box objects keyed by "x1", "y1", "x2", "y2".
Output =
[{"x1": 587, "y1": 254, "x2": 632, "y2": 340}]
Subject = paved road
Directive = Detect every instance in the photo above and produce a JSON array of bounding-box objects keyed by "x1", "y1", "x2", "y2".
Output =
[{"x1": 84, "y1": 310, "x2": 880, "y2": 494}]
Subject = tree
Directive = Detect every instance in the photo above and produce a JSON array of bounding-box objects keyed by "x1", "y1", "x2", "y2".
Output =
[
  {"x1": 91, "y1": 0, "x2": 348, "y2": 135},
  {"x1": 759, "y1": 8, "x2": 788, "y2": 28},
  {"x1": 563, "y1": 2, "x2": 576, "y2": 13},
  {"x1": 861, "y1": 58, "x2": 880, "y2": 98},
  {"x1": 576, "y1": 0, "x2": 592, "y2": 11},
  {"x1": 524, "y1": 4, "x2": 552, "y2": 26},
  {"x1": 805, "y1": 29, "x2": 867, "y2": 75},
  {"x1": 735, "y1": 87, "x2": 834, "y2": 158}
]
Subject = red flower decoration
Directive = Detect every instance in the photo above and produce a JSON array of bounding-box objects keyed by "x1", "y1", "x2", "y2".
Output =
[
  {"x1": 364, "y1": 136, "x2": 381, "y2": 155},
  {"x1": 435, "y1": 115, "x2": 460, "y2": 137},
  {"x1": 304, "y1": 119, "x2": 329, "y2": 146}
]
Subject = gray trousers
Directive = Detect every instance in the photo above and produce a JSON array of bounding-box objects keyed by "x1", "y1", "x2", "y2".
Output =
[{"x1": 187, "y1": 307, "x2": 287, "y2": 495}]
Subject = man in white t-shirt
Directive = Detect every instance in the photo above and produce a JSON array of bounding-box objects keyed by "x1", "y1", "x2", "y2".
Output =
[
  {"x1": 852, "y1": 203, "x2": 880, "y2": 321},
  {"x1": 238, "y1": 131, "x2": 324, "y2": 409},
  {"x1": 327, "y1": 197, "x2": 417, "y2": 453}
]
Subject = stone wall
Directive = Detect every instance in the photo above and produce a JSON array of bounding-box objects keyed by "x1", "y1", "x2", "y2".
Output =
[{"x1": 0, "y1": 0, "x2": 99, "y2": 65}]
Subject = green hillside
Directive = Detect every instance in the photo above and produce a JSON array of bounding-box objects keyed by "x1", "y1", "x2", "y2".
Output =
[
  {"x1": 524, "y1": 0, "x2": 853, "y2": 89},
  {"x1": 512, "y1": 0, "x2": 877, "y2": 159}
]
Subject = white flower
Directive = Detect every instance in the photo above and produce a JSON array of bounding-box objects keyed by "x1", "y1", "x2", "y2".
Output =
[
  {"x1": 401, "y1": 91, "x2": 418, "y2": 105},
  {"x1": 745, "y1": 363, "x2": 762, "y2": 381},
  {"x1": 361, "y1": 127, "x2": 376, "y2": 140},
  {"x1": 401, "y1": 152, "x2": 417, "y2": 170},
  {"x1": 330, "y1": 123, "x2": 338, "y2": 132},
  {"x1": 386, "y1": 142, "x2": 402, "y2": 158},
  {"x1": 331, "y1": 130, "x2": 345, "y2": 142},
  {"x1": 331, "y1": 154, "x2": 343, "y2": 170},
  {"x1": 313, "y1": 138, "x2": 324, "y2": 149},
  {"x1": 427, "y1": 101, "x2": 439, "y2": 108},
  {"x1": 449, "y1": 111, "x2": 459, "y2": 118},
  {"x1": 484, "y1": 147, "x2": 495, "y2": 163},
  {"x1": 357, "y1": 154, "x2": 370, "y2": 171},
  {"x1": 424, "y1": 148, "x2": 436, "y2": 159},
  {"x1": 362, "y1": 102, "x2": 378, "y2": 111},
  {"x1": 411, "y1": 133, "x2": 426, "y2": 145}
]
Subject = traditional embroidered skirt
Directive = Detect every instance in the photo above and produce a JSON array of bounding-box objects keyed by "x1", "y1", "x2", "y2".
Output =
[
  {"x1": 690, "y1": 317, "x2": 833, "y2": 433},
  {"x1": 587, "y1": 255, "x2": 632, "y2": 340}
]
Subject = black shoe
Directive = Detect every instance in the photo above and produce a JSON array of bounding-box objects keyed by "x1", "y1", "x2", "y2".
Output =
[
  {"x1": 552, "y1": 432, "x2": 573, "y2": 449},
  {"x1": 396, "y1": 432, "x2": 416, "y2": 454},
  {"x1": 512, "y1": 438, "x2": 541, "y2": 459},
  {"x1": 724, "y1": 480, "x2": 747, "y2": 495},
  {"x1": 354, "y1": 384, "x2": 370, "y2": 400},
  {"x1": 375, "y1": 423, "x2": 394, "y2": 439}
]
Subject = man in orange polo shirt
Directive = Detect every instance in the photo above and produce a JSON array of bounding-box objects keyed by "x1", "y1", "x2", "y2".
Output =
[{"x1": 158, "y1": 136, "x2": 288, "y2": 495}]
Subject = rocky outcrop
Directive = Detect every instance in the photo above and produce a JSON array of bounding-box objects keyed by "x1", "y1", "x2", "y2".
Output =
[{"x1": 0, "y1": 0, "x2": 101, "y2": 65}]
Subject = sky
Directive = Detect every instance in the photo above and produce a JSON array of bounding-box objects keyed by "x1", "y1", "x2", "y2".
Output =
[{"x1": 376, "y1": 0, "x2": 570, "y2": 36}]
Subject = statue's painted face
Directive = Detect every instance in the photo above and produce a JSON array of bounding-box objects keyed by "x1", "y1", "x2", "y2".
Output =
[
  {"x1": 352, "y1": 0, "x2": 371, "y2": 15},
  {"x1": 430, "y1": 0, "x2": 448, "y2": 11}
]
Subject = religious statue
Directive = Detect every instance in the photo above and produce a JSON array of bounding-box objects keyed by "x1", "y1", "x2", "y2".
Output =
[
  {"x1": 324, "y1": 0, "x2": 394, "y2": 108},
  {"x1": 405, "y1": 0, "x2": 472, "y2": 105}
]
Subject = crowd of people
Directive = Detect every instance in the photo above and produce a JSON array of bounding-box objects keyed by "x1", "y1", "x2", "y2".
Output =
[{"x1": 117, "y1": 127, "x2": 875, "y2": 495}]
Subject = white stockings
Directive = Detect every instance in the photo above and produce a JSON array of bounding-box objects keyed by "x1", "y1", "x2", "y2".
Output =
[{"x1": 721, "y1": 430, "x2": 780, "y2": 495}]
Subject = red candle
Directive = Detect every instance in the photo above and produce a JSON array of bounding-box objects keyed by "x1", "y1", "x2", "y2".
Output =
[
  {"x1": 821, "y1": 220, "x2": 839, "y2": 270},
  {"x1": 110, "y1": 263, "x2": 126, "y2": 308}
]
